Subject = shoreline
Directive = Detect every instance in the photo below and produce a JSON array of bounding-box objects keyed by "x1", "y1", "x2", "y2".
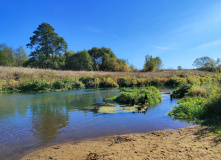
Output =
[{"x1": 21, "y1": 125, "x2": 221, "y2": 160}]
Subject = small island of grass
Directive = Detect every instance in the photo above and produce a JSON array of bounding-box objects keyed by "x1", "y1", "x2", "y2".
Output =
[{"x1": 112, "y1": 86, "x2": 162, "y2": 107}]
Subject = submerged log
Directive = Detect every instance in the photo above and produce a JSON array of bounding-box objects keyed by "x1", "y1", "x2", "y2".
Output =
[{"x1": 170, "y1": 94, "x2": 173, "y2": 101}]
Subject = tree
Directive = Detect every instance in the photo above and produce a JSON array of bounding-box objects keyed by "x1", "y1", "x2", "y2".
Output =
[
  {"x1": 193, "y1": 56, "x2": 221, "y2": 72},
  {"x1": 143, "y1": 55, "x2": 162, "y2": 71},
  {"x1": 0, "y1": 43, "x2": 16, "y2": 66},
  {"x1": 177, "y1": 66, "x2": 182, "y2": 70},
  {"x1": 26, "y1": 22, "x2": 68, "y2": 69},
  {"x1": 88, "y1": 47, "x2": 103, "y2": 71},
  {"x1": 64, "y1": 50, "x2": 75, "y2": 70},
  {"x1": 155, "y1": 56, "x2": 163, "y2": 69},
  {"x1": 15, "y1": 46, "x2": 28, "y2": 66},
  {"x1": 88, "y1": 47, "x2": 118, "y2": 71},
  {"x1": 67, "y1": 50, "x2": 93, "y2": 71},
  {"x1": 193, "y1": 56, "x2": 215, "y2": 69}
]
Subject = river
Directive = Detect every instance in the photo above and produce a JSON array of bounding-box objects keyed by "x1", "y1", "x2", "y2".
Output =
[{"x1": 0, "y1": 88, "x2": 192, "y2": 160}]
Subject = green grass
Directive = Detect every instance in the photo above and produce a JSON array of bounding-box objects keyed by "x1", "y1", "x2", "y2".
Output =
[
  {"x1": 112, "y1": 86, "x2": 162, "y2": 106},
  {"x1": 0, "y1": 66, "x2": 220, "y2": 92},
  {"x1": 169, "y1": 85, "x2": 221, "y2": 136}
]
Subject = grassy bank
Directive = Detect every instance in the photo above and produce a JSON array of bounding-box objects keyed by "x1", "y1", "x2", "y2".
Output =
[
  {"x1": 0, "y1": 66, "x2": 220, "y2": 92},
  {"x1": 169, "y1": 84, "x2": 221, "y2": 136}
]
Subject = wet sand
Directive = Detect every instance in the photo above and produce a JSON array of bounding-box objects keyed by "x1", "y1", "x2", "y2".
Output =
[{"x1": 21, "y1": 126, "x2": 221, "y2": 160}]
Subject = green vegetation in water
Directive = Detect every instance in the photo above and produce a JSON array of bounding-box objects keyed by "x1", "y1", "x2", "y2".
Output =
[
  {"x1": 168, "y1": 85, "x2": 221, "y2": 136},
  {"x1": 112, "y1": 86, "x2": 162, "y2": 106}
]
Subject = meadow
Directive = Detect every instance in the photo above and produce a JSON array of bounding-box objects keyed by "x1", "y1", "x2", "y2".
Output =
[{"x1": 0, "y1": 66, "x2": 218, "y2": 92}]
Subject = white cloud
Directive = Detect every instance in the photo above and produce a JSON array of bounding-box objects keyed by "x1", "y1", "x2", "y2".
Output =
[{"x1": 197, "y1": 39, "x2": 221, "y2": 50}]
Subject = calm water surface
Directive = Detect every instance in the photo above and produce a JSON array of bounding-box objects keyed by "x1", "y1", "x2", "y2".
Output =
[{"x1": 0, "y1": 88, "x2": 192, "y2": 160}]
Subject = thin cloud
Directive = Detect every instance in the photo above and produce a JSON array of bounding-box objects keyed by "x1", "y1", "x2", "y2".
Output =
[
  {"x1": 152, "y1": 46, "x2": 173, "y2": 50},
  {"x1": 81, "y1": 27, "x2": 103, "y2": 34},
  {"x1": 197, "y1": 40, "x2": 221, "y2": 50},
  {"x1": 111, "y1": 34, "x2": 120, "y2": 40}
]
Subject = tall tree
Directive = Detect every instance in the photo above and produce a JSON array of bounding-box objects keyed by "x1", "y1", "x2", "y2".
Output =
[
  {"x1": 26, "y1": 22, "x2": 68, "y2": 69},
  {"x1": 193, "y1": 56, "x2": 221, "y2": 72},
  {"x1": 88, "y1": 47, "x2": 103, "y2": 71},
  {"x1": 193, "y1": 56, "x2": 216, "y2": 69},
  {"x1": 143, "y1": 55, "x2": 163, "y2": 71}
]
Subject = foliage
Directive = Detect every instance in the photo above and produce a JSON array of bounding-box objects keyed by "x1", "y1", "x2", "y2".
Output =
[
  {"x1": 87, "y1": 47, "x2": 131, "y2": 72},
  {"x1": 26, "y1": 22, "x2": 68, "y2": 69},
  {"x1": 0, "y1": 66, "x2": 220, "y2": 92},
  {"x1": 172, "y1": 84, "x2": 192, "y2": 98},
  {"x1": 169, "y1": 84, "x2": 221, "y2": 135},
  {"x1": 0, "y1": 43, "x2": 28, "y2": 67},
  {"x1": 143, "y1": 55, "x2": 162, "y2": 71},
  {"x1": 100, "y1": 77, "x2": 118, "y2": 87},
  {"x1": 112, "y1": 86, "x2": 162, "y2": 105},
  {"x1": 79, "y1": 76, "x2": 100, "y2": 88},
  {"x1": 177, "y1": 66, "x2": 182, "y2": 70},
  {"x1": 65, "y1": 50, "x2": 93, "y2": 71},
  {"x1": 166, "y1": 77, "x2": 186, "y2": 86},
  {"x1": 193, "y1": 56, "x2": 221, "y2": 72}
]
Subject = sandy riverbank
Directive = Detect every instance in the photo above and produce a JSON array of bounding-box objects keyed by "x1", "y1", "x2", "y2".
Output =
[{"x1": 21, "y1": 126, "x2": 221, "y2": 160}]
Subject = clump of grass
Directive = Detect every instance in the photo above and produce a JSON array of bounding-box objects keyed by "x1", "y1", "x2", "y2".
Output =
[
  {"x1": 168, "y1": 96, "x2": 207, "y2": 121},
  {"x1": 186, "y1": 86, "x2": 208, "y2": 97},
  {"x1": 100, "y1": 77, "x2": 118, "y2": 88},
  {"x1": 172, "y1": 84, "x2": 192, "y2": 98},
  {"x1": 112, "y1": 86, "x2": 162, "y2": 106},
  {"x1": 166, "y1": 76, "x2": 186, "y2": 86}
]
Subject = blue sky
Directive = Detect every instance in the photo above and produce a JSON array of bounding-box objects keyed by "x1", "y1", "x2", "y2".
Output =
[{"x1": 1, "y1": 0, "x2": 221, "y2": 69}]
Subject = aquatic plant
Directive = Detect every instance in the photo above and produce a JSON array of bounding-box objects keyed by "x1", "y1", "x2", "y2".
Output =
[{"x1": 112, "y1": 86, "x2": 162, "y2": 106}]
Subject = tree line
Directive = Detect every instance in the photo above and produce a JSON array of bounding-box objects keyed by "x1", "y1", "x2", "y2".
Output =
[
  {"x1": 24, "y1": 22, "x2": 131, "y2": 72},
  {"x1": 1, "y1": 22, "x2": 220, "y2": 72},
  {"x1": 0, "y1": 43, "x2": 28, "y2": 67}
]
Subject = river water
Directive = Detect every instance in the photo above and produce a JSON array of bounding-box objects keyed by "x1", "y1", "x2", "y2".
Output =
[{"x1": 0, "y1": 88, "x2": 192, "y2": 160}]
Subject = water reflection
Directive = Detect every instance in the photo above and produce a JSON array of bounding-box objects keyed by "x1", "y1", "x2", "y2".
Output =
[
  {"x1": 31, "y1": 105, "x2": 69, "y2": 142},
  {"x1": 0, "y1": 88, "x2": 192, "y2": 160}
]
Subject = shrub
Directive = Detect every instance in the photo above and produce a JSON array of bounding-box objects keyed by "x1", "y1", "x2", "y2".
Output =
[
  {"x1": 100, "y1": 77, "x2": 118, "y2": 88},
  {"x1": 20, "y1": 80, "x2": 52, "y2": 91},
  {"x1": 166, "y1": 77, "x2": 186, "y2": 86},
  {"x1": 186, "y1": 86, "x2": 208, "y2": 97},
  {"x1": 172, "y1": 84, "x2": 192, "y2": 98},
  {"x1": 137, "y1": 78, "x2": 150, "y2": 86},
  {"x1": 117, "y1": 77, "x2": 132, "y2": 87},
  {"x1": 79, "y1": 76, "x2": 100, "y2": 88},
  {"x1": 168, "y1": 97, "x2": 207, "y2": 120},
  {"x1": 112, "y1": 86, "x2": 162, "y2": 106}
]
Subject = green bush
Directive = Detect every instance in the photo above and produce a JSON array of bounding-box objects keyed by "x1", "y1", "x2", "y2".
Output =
[
  {"x1": 136, "y1": 78, "x2": 150, "y2": 86},
  {"x1": 100, "y1": 77, "x2": 118, "y2": 88},
  {"x1": 166, "y1": 77, "x2": 186, "y2": 86},
  {"x1": 168, "y1": 97, "x2": 207, "y2": 120},
  {"x1": 79, "y1": 76, "x2": 100, "y2": 88},
  {"x1": 118, "y1": 77, "x2": 133, "y2": 87},
  {"x1": 172, "y1": 84, "x2": 192, "y2": 98},
  {"x1": 112, "y1": 86, "x2": 162, "y2": 106},
  {"x1": 20, "y1": 80, "x2": 52, "y2": 91}
]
